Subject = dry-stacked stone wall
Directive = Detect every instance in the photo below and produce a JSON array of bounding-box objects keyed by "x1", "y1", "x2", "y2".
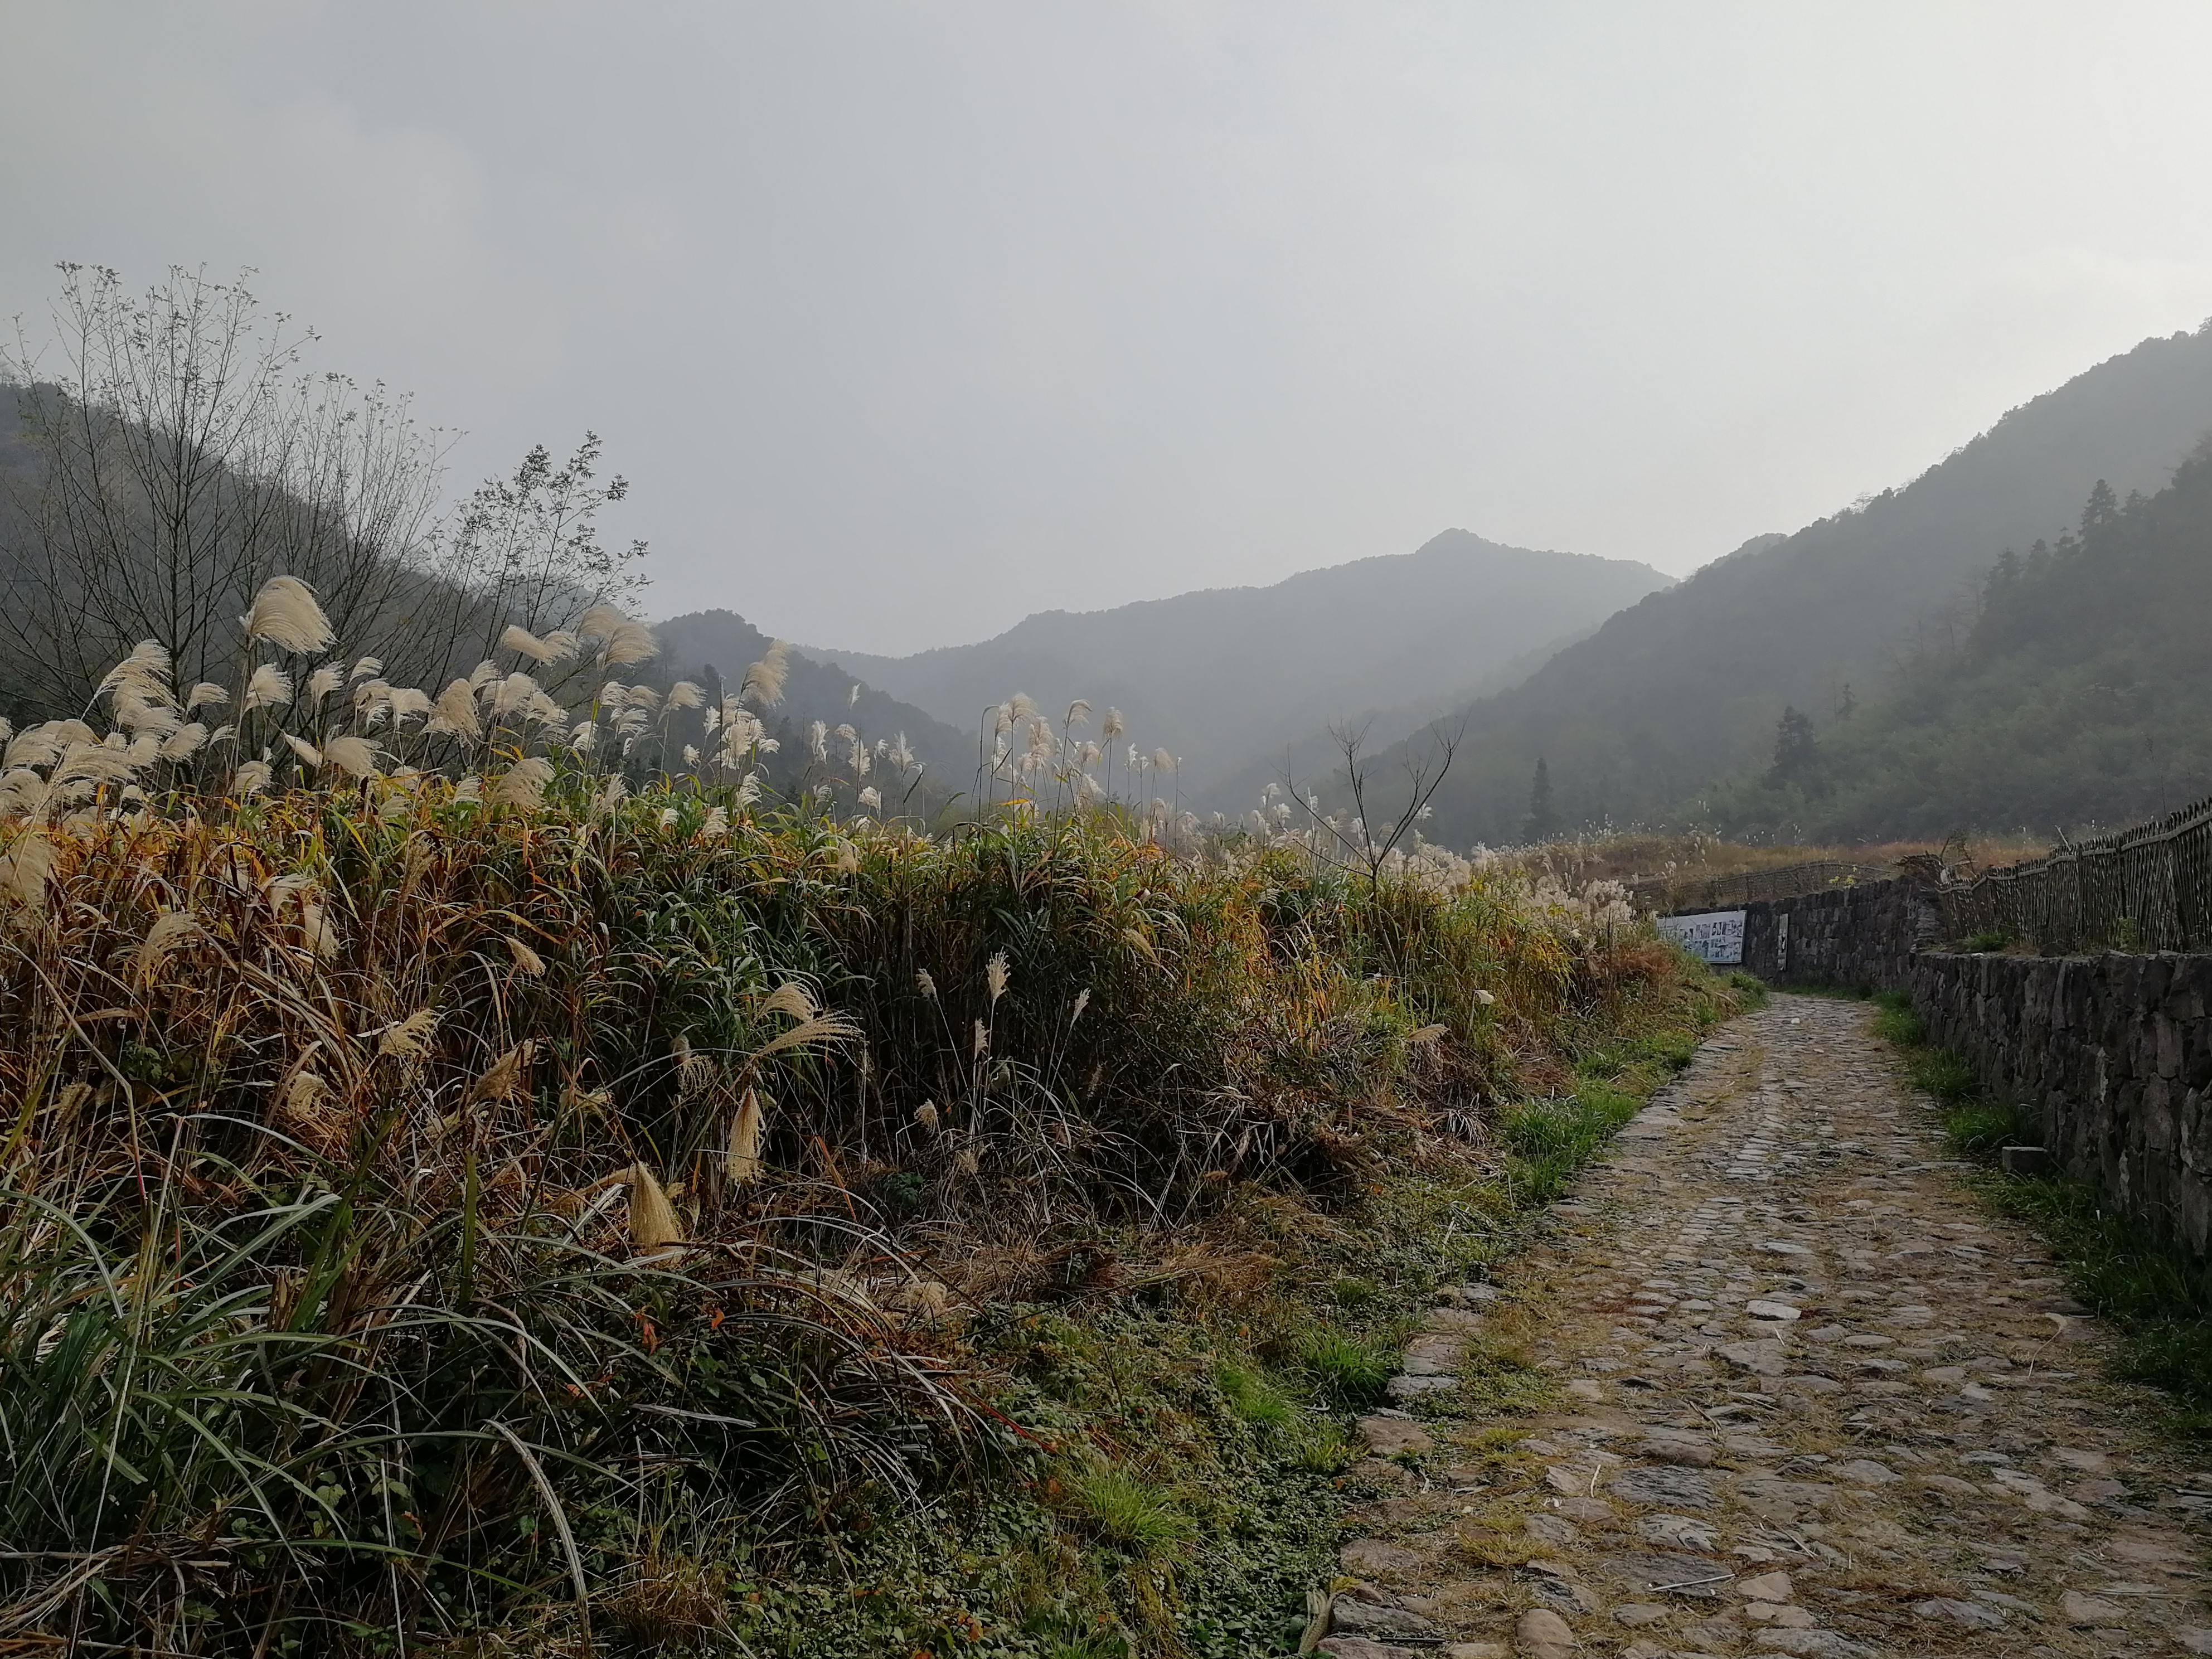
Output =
[{"x1": 1693, "y1": 877, "x2": 2212, "y2": 1254}]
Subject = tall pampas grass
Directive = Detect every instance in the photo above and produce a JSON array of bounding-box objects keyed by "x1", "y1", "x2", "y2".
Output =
[
  {"x1": 488, "y1": 756, "x2": 555, "y2": 808},
  {"x1": 741, "y1": 641, "x2": 790, "y2": 707},
  {"x1": 244, "y1": 664, "x2": 293, "y2": 711},
  {"x1": 323, "y1": 735, "x2": 380, "y2": 780},
  {"x1": 429, "y1": 678, "x2": 483, "y2": 739},
  {"x1": 624, "y1": 1162, "x2": 684, "y2": 1250},
  {"x1": 244, "y1": 575, "x2": 336, "y2": 654},
  {"x1": 726, "y1": 1088, "x2": 767, "y2": 1183}
]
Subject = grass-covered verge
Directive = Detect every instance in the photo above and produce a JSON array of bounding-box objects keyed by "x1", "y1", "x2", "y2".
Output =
[
  {"x1": 736, "y1": 950, "x2": 1750, "y2": 1659},
  {"x1": 1862, "y1": 988, "x2": 2212, "y2": 1433},
  {"x1": 0, "y1": 777, "x2": 1745, "y2": 1655}
]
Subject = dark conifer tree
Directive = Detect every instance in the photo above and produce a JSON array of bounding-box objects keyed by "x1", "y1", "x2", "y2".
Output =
[
  {"x1": 1523, "y1": 756, "x2": 1557, "y2": 842},
  {"x1": 1768, "y1": 706, "x2": 1818, "y2": 786}
]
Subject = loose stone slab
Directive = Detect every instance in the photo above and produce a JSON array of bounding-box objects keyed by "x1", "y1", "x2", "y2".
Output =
[{"x1": 1610, "y1": 1466, "x2": 1719, "y2": 1508}]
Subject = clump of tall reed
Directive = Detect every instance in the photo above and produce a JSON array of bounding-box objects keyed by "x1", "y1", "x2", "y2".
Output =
[{"x1": 0, "y1": 576, "x2": 1698, "y2": 1652}]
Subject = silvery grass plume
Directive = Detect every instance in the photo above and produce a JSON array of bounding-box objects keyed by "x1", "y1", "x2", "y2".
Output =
[
  {"x1": 1102, "y1": 707, "x2": 1125, "y2": 739},
  {"x1": 726, "y1": 1088, "x2": 767, "y2": 1184},
  {"x1": 244, "y1": 664, "x2": 293, "y2": 712},
  {"x1": 579, "y1": 603, "x2": 658, "y2": 667},
  {"x1": 129, "y1": 909, "x2": 202, "y2": 986},
  {"x1": 741, "y1": 641, "x2": 790, "y2": 707},
  {"x1": 501, "y1": 624, "x2": 574, "y2": 664},
  {"x1": 986, "y1": 950, "x2": 1010, "y2": 1002},
  {"x1": 1065, "y1": 700, "x2": 1090, "y2": 729},
  {"x1": 322, "y1": 735, "x2": 380, "y2": 781},
  {"x1": 98, "y1": 640, "x2": 174, "y2": 707},
  {"x1": 623, "y1": 1162, "x2": 684, "y2": 1251},
  {"x1": 429, "y1": 679, "x2": 482, "y2": 739},
  {"x1": 350, "y1": 655, "x2": 384, "y2": 681},
  {"x1": 487, "y1": 756, "x2": 555, "y2": 809},
  {"x1": 186, "y1": 681, "x2": 229, "y2": 712},
  {"x1": 666, "y1": 680, "x2": 705, "y2": 711},
  {"x1": 244, "y1": 575, "x2": 336, "y2": 655},
  {"x1": 375, "y1": 1007, "x2": 439, "y2": 1060}
]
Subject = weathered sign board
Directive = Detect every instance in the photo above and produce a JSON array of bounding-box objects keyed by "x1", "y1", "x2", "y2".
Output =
[{"x1": 1656, "y1": 908, "x2": 1747, "y2": 966}]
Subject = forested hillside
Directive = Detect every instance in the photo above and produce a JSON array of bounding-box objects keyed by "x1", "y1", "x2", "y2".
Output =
[
  {"x1": 1382, "y1": 323, "x2": 2212, "y2": 846},
  {"x1": 1700, "y1": 448, "x2": 2212, "y2": 841},
  {"x1": 803, "y1": 530, "x2": 1671, "y2": 798}
]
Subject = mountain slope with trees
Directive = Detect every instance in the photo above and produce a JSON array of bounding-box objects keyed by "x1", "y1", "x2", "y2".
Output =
[
  {"x1": 1700, "y1": 447, "x2": 2212, "y2": 841},
  {"x1": 799, "y1": 531, "x2": 1672, "y2": 798},
  {"x1": 1378, "y1": 323, "x2": 2212, "y2": 846}
]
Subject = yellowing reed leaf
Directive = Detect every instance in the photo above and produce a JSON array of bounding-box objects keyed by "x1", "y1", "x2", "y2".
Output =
[{"x1": 475, "y1": 1041, "x2": 533, "y2": 1103}]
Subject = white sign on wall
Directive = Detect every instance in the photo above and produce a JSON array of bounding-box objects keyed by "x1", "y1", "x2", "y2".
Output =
[{"x1": 1657, "y1": 908, "x2": 1747, "y2": 966}]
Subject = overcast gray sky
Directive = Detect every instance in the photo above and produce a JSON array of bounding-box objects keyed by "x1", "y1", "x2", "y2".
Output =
[{"x1": 8, "y1": 3, "x2": 2212, "y2": 653}]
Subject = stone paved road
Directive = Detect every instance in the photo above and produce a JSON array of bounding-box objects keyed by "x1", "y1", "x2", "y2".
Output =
[{"x1": 1323, "y1": 992, "x2": 2212, "y2": 1659}]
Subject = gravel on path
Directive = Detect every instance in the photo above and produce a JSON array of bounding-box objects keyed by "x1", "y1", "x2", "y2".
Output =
[{"x1": 1320, "y1": 992, "x2": 2212, "y2": 1659}]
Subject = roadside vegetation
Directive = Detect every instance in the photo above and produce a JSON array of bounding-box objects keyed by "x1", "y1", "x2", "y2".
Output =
[
  {"x1": 1863, "y1": 988, "x2": 2212, "y2": 1433},
  {"x1": 0, "y1": 266, "x2": 1752, "y2": 1654},
  {"x1": 0, "y1": 590, "x2": 1746, "y2": 1654}
]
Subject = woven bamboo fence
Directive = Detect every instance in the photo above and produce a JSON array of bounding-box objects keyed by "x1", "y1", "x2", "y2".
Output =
[{"x1": 1942, "y1": 793, "x2": 2212, "y2": 953}]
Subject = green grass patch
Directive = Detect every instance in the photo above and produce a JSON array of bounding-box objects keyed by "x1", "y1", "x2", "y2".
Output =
[
  {"x1": 1977, "y1": 1173, "x2": 2212, "y2": 1423},
  {"x1": 1293, "y1": 1331, "x2": 1396, "y2": 1411},
  {"x1": 1065, "y1": 1469, "x2": 1197, "y2": 1554},
  {"x1": 1867, "y1": 989, "x2": 2212, "y2": 1429},
  {"x1": 1502, "y1": 1082, "x2": 1645, "y2": 1205}
]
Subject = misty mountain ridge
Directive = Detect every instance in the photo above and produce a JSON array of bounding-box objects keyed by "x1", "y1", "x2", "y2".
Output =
[
  {"x1": 1366, "y1": 321, "x2": 2212, "y2": 847},
  {"x1": 792, "y1": 530, "x2": 1673, "y2": 799}
]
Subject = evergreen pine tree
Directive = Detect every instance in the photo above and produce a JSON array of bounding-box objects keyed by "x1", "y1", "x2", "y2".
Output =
[
  {"x1": 1768, "y1": 706, "x2": 1818, "y2": 786},
  {"x1": 1524, "y1": 756, "x2": 1557, "y2": 842}
]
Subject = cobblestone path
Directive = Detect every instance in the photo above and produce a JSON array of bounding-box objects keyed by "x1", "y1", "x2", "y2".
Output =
[{"x1": 1323, "y1": 992, "x2": 2212, "y2": 1659}]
